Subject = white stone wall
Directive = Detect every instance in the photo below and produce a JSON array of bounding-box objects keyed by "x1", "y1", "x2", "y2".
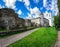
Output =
[
  {"x1": 31, "y1": 17, "x2": 41, "y2": 27},
  {"x1": 25, "y1": 19, "x2": 31, "y2": 27},
  {"x1": 44, "y1": 12, "x2": 53, "y2": 26}
]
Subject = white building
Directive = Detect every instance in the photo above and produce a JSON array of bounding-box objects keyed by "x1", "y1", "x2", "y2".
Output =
[
  {"x1": 31, "y1": 13, "x2": 49, "y2": 27},
  {"x1": 24, "y1": 19, "x2": 31, "y2": 27},
  {"x1": 31, "y1": 17, "x2": 41, "y2": 27},
  {"x1": 44, "y1": 12, "x2": 54, "y2": 26}
]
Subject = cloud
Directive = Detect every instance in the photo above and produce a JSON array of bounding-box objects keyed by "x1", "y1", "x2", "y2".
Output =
[
  {"x1": 18, "y1": 0, "x2": 23, "y2": 2},
  {"x1": 18, "y1": 0, "x2": 30, "y2": 7},
  {"x1": 23, "y1": 0, "x2": 30, "y2": 7},
  {"x1": 43, "y1": 11, "x2": 48, "y2": 18},
  {"x1": 33, "y1": 0, "x2": 39, "y2": 3},
  {"x1": 30, "y1": 7, "x2": 40, "y2": 15},
  {"x1": 46, "y1": 4, "x2": 51, "y2": 11},
  {"x1": 17, "y1": 10, "x2": 22, "y2": 15},
  {"x1": 43, "y1": 0, "x2": 58, "y2": 16},
  {"x1": 52, "y1": 7, "x2": 58, "y2": 16},
  {"x1": 51, "y1": 0, "x2": 58, "y2": 16},
  {"x1": 18, "y1": 0, "x2": 30, "y2": 10},
  {"x1": 0, "y1": 5, "x2": 5, "y2": 8},
  {"x1": 45, "y1": 0, "x2": 52, "y2": 11},
  {"x1": 26, "y1": 7, "x2": 41, "y2": 19},
  {"x1": 23, "y1": 0, "x2": 30, "y2": 10},
  {"x1": 43, "y1": 0, "x2": 47, "y2": 7},
  {"x1": 26, "y1": 13, "x2": 32, "y2": 19},
  {"x1": 3, "y1": 0, "x2": 16, "y2": 9},
  {"x1": 55, "y1": 8, "x2": 59, "y2": 16}
]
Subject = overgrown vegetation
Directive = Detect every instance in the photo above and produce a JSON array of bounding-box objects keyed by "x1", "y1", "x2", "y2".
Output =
[
  {"x1": 58, "y1": 0, "x2": 60, "y2": 11},
  {"x1": 0, "y1": 26, "x2": 35, "y2": 38},
  {"x1": 7, "y1": 27, "x2": 57, "y2": 47},
  {"x1": 0, "y1": 28, "x2": 6, "y2": 32},
  {"x1": 54, "y1": 14, "x2": 60, "y2": 30}
]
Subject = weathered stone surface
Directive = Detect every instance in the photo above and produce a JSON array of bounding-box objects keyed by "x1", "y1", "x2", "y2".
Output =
[{"x1": 0, "y1": 8, "x2": 25, "y2": 30}]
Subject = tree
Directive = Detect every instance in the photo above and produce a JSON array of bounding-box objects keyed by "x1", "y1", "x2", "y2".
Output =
[
  {"x1": 58, "y1": 0, "x2": 60, "y2": 11},
  {"x1": 54, "y1": 0, "x2": 60, "y2": 29},
  {"x1": 54, "y1": 14, "x2": 60, "y2": 29}
]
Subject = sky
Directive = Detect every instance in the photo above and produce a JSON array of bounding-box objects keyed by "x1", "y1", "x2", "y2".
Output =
[{"x1": 0, "y1": 0, "x2": 58, "y2": 19}]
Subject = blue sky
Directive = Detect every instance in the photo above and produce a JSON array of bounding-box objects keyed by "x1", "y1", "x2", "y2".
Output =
[{"x1": 0, "y1": 0, "x2": 58, "y2": 19}]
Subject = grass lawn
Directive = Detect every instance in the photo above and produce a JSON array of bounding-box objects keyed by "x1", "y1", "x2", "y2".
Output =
[
  {"x1": 7, "y1": 27, "x2": 57, "y2": 47},
  {"x1": 0, "y1": 29, "x2": 7, "y2": 32}
]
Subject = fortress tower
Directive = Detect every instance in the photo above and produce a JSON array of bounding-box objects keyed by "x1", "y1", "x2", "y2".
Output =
[{"x1": 44, "y1": 12, "x2": 54, "y2": 26}]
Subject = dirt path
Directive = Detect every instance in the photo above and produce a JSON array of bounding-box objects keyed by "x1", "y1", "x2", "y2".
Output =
[
  {"x1": 55, "y1": 31, "x2": 60, "y2": 47},
  {"x1": 0, "y1": 28, "x2": 39, "y2": 47}
]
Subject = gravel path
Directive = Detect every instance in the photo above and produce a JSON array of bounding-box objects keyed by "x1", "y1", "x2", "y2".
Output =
[
  {"x1": 0, "y1": 28, "x2": 39, "y2": 47},
  {"x1": 55, "y1": 31, "x2": 60, "y2": 47}
]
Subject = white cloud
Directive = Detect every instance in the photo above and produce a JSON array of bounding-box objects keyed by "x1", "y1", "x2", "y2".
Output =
[
  {"x1": 43, "y1": 0, "x2": 47, "y2": 7},
  {"x1": 51, "y1": 0, "x2": 58, "y2": 16},
  {"x1": 0, "y1": 5, "x2": 5, "y2": 8},
  {"x1": 52, "y1": 8, "x2": 58, "y2": 16},
  {"x1": 23, "y1": 0, "x2": 30, "y2": 7},
  {"x1": 43, "y1": 0, "x2": 58, "y2": 16},
  {"x1": 18, "y1": 0, "x2": 30, "y2": 10},
  {"x1": 45, "y1": 0, "x2": 52, "y2": 11},
  {"x1": 43, "y1": 0, "x2": 58, "y2": 26},
  {"x1": 55, "y1": 8, "x2": 59, "y2": 16},
  {"x1": 30, "y1": 7, "x2": 40, "y2": 15},
  {"x1": 26, "y1": 7, "x2": 41, "y2": 19},
  {"x1": 51, "y1": 0, "x2": 55, "y2": 10},
  {"x1": 26, "y1": 13, "x2": 32, "y2": 19},
  {"x1": 3, "y1": 0, "x2": 16, "y2": 9},
  {"x1": 17, "y1": 10, "x2": 22, "y2": 15},
  {"x1": 18, "y1": 0, "x2": 23, "y2": 2},
  {"x1": 18, "y1": 0, "x2": 30, "y2": 7},
  {"x1": 33, "y1": 0, "x2": 39, "y2": 3}
]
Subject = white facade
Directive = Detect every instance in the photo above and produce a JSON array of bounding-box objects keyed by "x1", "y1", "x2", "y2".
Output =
[
  {"x1": 44, "y1": 12, "x2": 53, "y2": 26},
  {"x1": 25, "y1": 19, "x2": 31, "y2": 26},
  {"x1": 31, "y1": 17, "x2": 41, "y2": 27},
  {"x1": 31, "y1": 14, "x2": 49, "y2": 27}
]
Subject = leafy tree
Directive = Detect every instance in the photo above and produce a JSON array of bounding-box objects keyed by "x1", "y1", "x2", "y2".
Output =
[
  {"x1": 54, "y1": 14, "x2": 60, "y2": 29},
  {"x1": 58, "y1": 0, "x2": 60, "y2": 11},
  {"x1": 54, "y1": 0, "x2": 60, "y2": 29}
]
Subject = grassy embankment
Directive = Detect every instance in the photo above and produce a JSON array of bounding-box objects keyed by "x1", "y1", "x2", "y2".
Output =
[
  {"x1": 0, "y1": 27, "x2": 35, "y2": 38},
  {"x1": 7, "y1": 27, "x2": 57, "y2": 47}
]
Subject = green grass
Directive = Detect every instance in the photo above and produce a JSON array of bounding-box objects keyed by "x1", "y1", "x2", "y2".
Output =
[
  {"x1": 0, "y1": 29, "x2": 7, "y2": 32},
  {"x1": 7, "y1": 27, "x2": 57, "y2": 47}
]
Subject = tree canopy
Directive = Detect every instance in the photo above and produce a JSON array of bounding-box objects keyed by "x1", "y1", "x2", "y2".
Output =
[
  {"x1": 54, "y1": 14, "x2": 60, "y2": 29},
  {"x1": 58, "y1": 0, "x2": 60, "y2": 11}
]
